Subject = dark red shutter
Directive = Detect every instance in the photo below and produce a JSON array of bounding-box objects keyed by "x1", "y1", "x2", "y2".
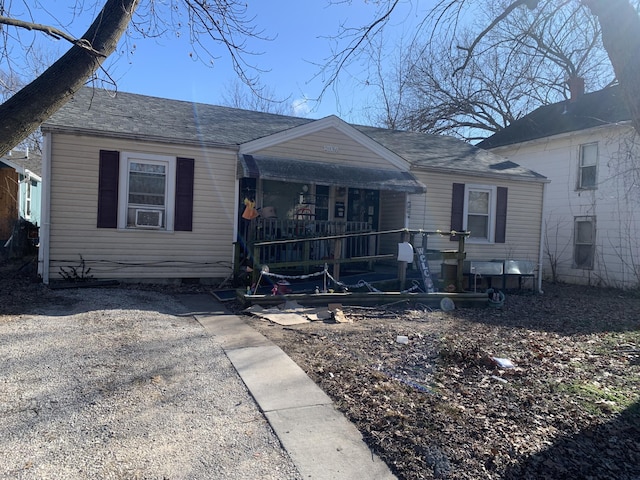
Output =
[
  {"x1": 97, "y1": 150, "x2": 119, "y2": 228},
  {"x1": 450, "y1": 183, "x2": 465, "y2": 241},
  {"x1": 174, "y1": 157, "x2": 194, "y2": 231},
  {"x1": 495, "y1": 187, "x2": 508, "y2": 243}
]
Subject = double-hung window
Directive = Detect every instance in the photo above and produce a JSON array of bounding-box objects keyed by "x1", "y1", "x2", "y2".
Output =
[
  {"x1": 119, "y1": 153, "x2": 176, "y2": 230},
  {"x1": 578, "y1": 143, "x2": 598, "y2": 189},
  {"x1": 574, "y1": 216, "x2": 595, "y2": 269},
  {"x1": 465, "y1": 185, "x2": 496, "y2": 242}
]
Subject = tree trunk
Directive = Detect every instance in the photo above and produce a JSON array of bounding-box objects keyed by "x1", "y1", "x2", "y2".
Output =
[
  {"x1": 583, "y1": 0, "x2": 640, "y2": 134},
  {"x1": 0, "y1": 0, "x2": 140, "y2": 157}
]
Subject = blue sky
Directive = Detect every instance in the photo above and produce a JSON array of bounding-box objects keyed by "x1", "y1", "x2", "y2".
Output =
[
  {"x1": 108, "y1": 1, "x2": 424, "y2": 124},
  {"x1": 21, "y1": 1, "x2": 427, "y2": 125}
]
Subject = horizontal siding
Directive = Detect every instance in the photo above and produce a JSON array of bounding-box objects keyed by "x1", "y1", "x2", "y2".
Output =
[
  {"x1": 495, "y1": 125, "x2": 640, "y2": 288},
  {"x1": 379, "y1": 191, "x2": 406, "y2": 255},
  {"x1": 48, "y1": 133, "x2": 238, "y2": 280},
  {"x1": 255, "y1": 127, "x2": 403, "y2": 170},
  {"x1": 407, "y1": 171, "x2": 544, "y2": 264}
]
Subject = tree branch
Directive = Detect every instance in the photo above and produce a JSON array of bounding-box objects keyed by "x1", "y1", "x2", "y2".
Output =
[
  {"x1": 0, "y1": 0, "x2": 140, "y2": 156},
  {"x1": 0, "y1": 16, "x2": 106, "y2": 57},
  {"x1": 453, "y1": 0, "x2": 532, "y2": 76},
  {"x1": 313, "y1": 0, "x2": 402, "y2": 100}
]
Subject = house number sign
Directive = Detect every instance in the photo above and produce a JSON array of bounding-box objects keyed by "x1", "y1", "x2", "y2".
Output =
[{"x1": 323, "y1": 145, "x2": 339, "y2": 153}]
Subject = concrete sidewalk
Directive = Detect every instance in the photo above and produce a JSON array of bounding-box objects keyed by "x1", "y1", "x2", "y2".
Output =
[{"x1": 178, "y1": 294, "x2": 396, "y2": 480}]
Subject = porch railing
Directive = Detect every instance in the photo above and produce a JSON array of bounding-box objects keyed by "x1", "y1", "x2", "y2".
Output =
[
  {"x1": 252, "y1": 218, "x2": 373, "y2": 266},
  {"x1": 244, "y1": 228, "x2": 468, "y2": 291}
]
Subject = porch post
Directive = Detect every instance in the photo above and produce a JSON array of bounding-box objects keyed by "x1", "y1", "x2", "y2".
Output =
[
  {"x1": 332, "y1": 238, "x2": 342, "y2": 281},
  {"x1": 303, "y1": 240, "x2": 311, "y2": 274},
  {"x1": 252, "y1": 244, "x2": 261, "y2": 286},
  {"x1": 457, "y1": 235, "x2": 465, "y2": 292},
  {"x1": 398, "y1": 230, "x2": 409, "y2": 291}
]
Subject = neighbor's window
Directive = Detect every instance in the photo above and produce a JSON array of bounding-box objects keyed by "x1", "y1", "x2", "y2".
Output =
[
  {"x1": 118, "y1": 153, "x2": 176, "y2": 230},
  {"x1": 24, "y1": 177, "x2": 32, "y2": 219},
  {"x1": 464, "y1": 185, "x2": 496, "y2": 242},
  {"x1": 574, "y1": 216, "x2": 595, "y2": 269},
  {"x1": 578, "y1": 143, "x2": 598, "y2": 189}
]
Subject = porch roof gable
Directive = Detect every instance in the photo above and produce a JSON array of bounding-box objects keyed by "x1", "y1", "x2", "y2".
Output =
[{"x1": 238, "y1": 154, "x2": 426, "y2": 194}]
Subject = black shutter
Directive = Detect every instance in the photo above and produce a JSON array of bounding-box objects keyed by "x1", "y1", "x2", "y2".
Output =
[
  {"x1": 450, "y1": 183, "x2": 465, "y2": 241},
  {"x1": 174, "y1": 157, "x2": 195, "y2": 231},
  {"x1": 97, "y1": 150, "x2": 119, "y2": 228},
  {"x1": 495, "y1": 187, "x2": 508, "y2": 243}
]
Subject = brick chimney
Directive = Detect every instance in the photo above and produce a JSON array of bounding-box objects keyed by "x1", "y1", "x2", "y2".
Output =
[{"x1": 568, "y1": 76, "x2": 585, "y2": 102}]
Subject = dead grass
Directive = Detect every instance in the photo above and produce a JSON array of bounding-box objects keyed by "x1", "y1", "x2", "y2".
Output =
[{"x1": 244, "y1": 283, "x2": 640, "y2": 479}]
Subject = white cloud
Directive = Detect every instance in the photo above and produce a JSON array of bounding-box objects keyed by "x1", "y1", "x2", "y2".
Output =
[{"x1": 291, "y1": 96, "x2": 311, "y2": 117}]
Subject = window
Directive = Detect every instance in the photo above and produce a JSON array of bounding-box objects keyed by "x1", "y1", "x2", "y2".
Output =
[
  {"x1": 24, "y1": 177, "x2": 32, "y2": 219},
  {"x1": 466, "y1": 187, "x2": 492, "y2": 240},
  {"x1": 315, "y1": 185, "x2": 330, "y2": 221},
  {"x1": 120, "y1": 153, "x2": 175, "y2": 230},
  {"x1": 126, "y1": 160, "x2": 168, "y2": 228},
  {"x1": 451, "y1": 183, "x2": 507, "y2": 244},
  {"x1": 97, "y1": 150, "x2": 194, "y2": 231},
  {"x1": 578, "y1": 143, "x2": 598, "y2": 189},
  {"x1": 574, "y1": 216, "x2": 595, "y2": 269}
]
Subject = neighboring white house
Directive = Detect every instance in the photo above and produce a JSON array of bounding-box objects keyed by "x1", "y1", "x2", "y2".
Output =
[{"x1": 479, "y1": 84, "x2": 640, "y2": 288}]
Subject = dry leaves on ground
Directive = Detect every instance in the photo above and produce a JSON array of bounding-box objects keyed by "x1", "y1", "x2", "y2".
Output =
[{"x1": 244, "y1": 284, "x2": 640, "y2": 480}]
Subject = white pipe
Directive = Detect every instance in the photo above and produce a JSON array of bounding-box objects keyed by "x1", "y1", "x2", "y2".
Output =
[{"x1": 38, "y1": 132, "x2": 52, "y2": 284}]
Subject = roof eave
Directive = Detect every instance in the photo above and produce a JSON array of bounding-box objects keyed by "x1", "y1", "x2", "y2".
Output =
[
  {"x1": 484, "y1": 120, "x2": 634, "y2": 151},
  {"x1": 411, "y1": 164, "x2": 548, "y2": 183},
  {"x1": 41, "y1": 125, "x2": 239, "y2": 151}
]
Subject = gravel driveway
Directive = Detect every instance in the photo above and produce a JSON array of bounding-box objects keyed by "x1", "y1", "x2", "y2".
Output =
[{"x1": 0, "y1": 286, "x2": 302, "y2": 480}]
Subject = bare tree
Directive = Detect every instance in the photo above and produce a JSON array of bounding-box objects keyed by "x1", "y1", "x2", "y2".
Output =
[
  {"x1": 0, "y1": 0, "x2": 266, "y2": 157},
  {"x1": 221, "y1": 78, "x2": 294, "y2": 115},
  {"x1": 388, "y1": 1, "x2": 614, "y2": 140},
  {"x1": 322, "y1": 0, "x2": 640, "y2": 136}
]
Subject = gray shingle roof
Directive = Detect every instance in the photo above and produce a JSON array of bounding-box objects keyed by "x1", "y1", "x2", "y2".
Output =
[
  {"x1": 0, "y1": 150, "x2": 42, "y2": 177},
  {"x1": 43, "y1": 87, "x2": 544, "y2": 181},
  {"x1": 477, "y1": 85, "x2": 630, "y2": 149},
  {"x1": 43, "y1": 87, "x2": 313, "y2": 146},
  {"x1": 357, "y1": 126, "x2": 544, "y2": 179}
]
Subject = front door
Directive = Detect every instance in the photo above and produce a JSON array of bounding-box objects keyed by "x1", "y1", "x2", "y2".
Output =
[
  {"x1": 347, "y1": 188, "x2": 379, "y2": 230},
  {"x1": 347, "y1": 188, "x2": 379, "y2": 257}
]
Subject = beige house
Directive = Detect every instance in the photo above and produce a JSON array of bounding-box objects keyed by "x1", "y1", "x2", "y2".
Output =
[{"x1": 39, "y1": 87, "x2": 547, "y2": 290}]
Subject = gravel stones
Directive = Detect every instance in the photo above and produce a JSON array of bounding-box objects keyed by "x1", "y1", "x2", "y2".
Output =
[{"x1": 0, "y1": 287, "x2": 301, "y2": 480}]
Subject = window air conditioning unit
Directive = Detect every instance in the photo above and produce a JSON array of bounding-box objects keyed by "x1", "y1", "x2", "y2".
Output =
[{"x1": 135, "y1": 209, "x2": 163, "y2": 228}]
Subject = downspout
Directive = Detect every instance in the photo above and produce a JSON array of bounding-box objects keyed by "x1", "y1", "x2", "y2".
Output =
[
  {"x1": 232, "y1": 176, "x2": 240, "y2": 277},
  {"x1": 536, "y1": 181, "x2": 549, "y2": 294},
  {"x1": 38, "y1": 132, "x2": 52, "y2": 284}
]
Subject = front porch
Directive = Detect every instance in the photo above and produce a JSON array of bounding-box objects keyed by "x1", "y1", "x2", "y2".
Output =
[
  {"x1": 234, "y1": 227, "x2": 469, "y2": 295},
  {"x1": 235, "y1": 151, "x2": 427, "y2": 288}
]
